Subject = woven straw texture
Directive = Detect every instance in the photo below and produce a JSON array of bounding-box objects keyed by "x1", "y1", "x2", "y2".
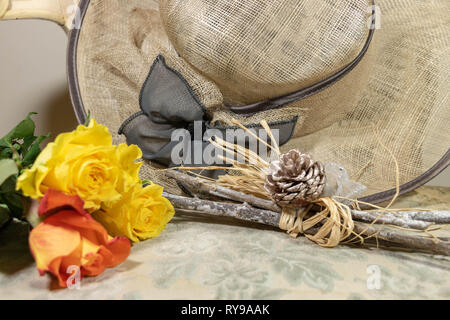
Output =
[
  {"x1": 76, "y1": 0, "x2": 450, "y2": 198},
  {"x1": 160, "y1": 0, "x2": 370, "y2": 104}
]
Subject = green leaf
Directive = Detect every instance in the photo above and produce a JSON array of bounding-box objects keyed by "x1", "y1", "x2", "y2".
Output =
[
  {"x1": 0, "y1": 175, "x2": 24, "y2": 219},
  {"x1": 0, "y1": 175, "x2": 17, "y2": 193},
  {"x1": 83, "y1": 111, "x2": 92, "y2": 126},
  {"x1": 21, "y1": 135, "x2": 38, "y2": 154},
  {"x1": 0, "y1": 112, "x2": 37, "y2": 148},
  {"x1": 22, "y1": 134, "x2": 49, "y2": 168},
  {"x1": 2, "y1": 192, "x2": 24, "y2": 219},
  {"x1": 142, "y1": 179, "x2": 152, "y2": 185},
  {"x1": 0, "y1": 147, "x2": 12, "y2": 159},
  {"x1": 0, "y1": 159, "x2": 18, "y2": 186},
  {"x1": 0, "y1": 204, "x2": 11, "y2": 229},
  {"x1": 12, "y1": 143, "x2": 21, "y2": 152}
]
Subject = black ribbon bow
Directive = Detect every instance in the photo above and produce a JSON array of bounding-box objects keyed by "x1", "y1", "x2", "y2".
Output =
[{"x1": 119, "y1": 55, "x2": 297, "y2": 169}]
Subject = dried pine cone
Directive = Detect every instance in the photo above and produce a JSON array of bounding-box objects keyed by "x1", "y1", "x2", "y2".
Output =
[{"x1": 265, "y1": 150, "x2": 326, "y2": 207}]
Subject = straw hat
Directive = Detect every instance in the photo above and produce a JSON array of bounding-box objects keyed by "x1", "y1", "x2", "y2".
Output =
[{"x1": 67, "y1": 0, "x2": 449, "y2": 203}]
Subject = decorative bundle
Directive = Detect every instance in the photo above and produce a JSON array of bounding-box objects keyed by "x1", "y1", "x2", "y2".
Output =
[
  {"x1": 166, "y1": 119, "x2": 450, "y2": 256},
  {"x1": 1, "y1": 114, "x2": 175, "y2": 288}
]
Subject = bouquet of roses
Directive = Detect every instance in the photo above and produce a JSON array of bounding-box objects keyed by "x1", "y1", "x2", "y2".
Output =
[{"x1": 0, "y1": 114, "x2": 174, "y2": 288}]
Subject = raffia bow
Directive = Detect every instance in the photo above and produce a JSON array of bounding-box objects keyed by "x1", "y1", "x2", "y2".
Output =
[{"x1": 279, "y1": 198, "x2": 354, "y2": 247}]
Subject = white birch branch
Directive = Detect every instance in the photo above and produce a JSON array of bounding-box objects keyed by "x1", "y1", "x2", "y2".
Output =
[{"x1": 163, "y1": 192, "x2": 450, "y2": 256}]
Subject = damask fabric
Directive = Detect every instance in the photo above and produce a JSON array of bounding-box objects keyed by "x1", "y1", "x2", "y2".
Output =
[{"x1": 1, "y1": 186, "x2": 449, "y2": 300}]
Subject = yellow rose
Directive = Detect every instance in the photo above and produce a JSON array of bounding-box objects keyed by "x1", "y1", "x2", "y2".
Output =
[
  {"x1": 94, "y1": 183, "x2": 175, "y2": 242},
  {"x1": 16, "y1": 119, "x2": 143, "y2": 211}
]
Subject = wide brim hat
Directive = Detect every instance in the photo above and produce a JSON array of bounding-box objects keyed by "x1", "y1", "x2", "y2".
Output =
[{"x1": 8, "y1": 0, "x2": 449, "y2": 203}]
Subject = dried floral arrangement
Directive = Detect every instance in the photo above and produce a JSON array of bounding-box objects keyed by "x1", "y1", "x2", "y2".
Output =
[{"x1": 165, "y1": 120, "x2": 450, "y2": 256}]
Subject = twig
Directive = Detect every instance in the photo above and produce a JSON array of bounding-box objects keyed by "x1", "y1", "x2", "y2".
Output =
[
  {"x1": 166, "y1": 170, "x2": 444, "y2": 229},
  {"x1": 163, "y1": 192, "x2": 450, "y2": 256},
  {"x1": 351, "y1": 223, "x2": 450, "y2": 256},
  {"x1": 166, "y1": 170, "x2": 280, "y2": 212},
  {"x1": 163, "y1": 192, "x2": 280, "y2": 227},
  {"x1": 351, "y1": 210, "x2": 433, "y2": 230},
  {"x1": 383, "y1": 210, "x2": 450, "y2": 224}
]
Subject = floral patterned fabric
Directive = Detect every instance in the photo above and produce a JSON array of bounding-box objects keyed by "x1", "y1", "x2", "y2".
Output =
[{"x1": 1, "y1": 186, "x2": 449, "y2": 299}]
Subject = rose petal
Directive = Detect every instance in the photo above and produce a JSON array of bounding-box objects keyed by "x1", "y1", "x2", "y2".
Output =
[
  {"x1": 58, "y1": 210, "x2": 111, "y2": 242},
  {"x1": 29, "y1": 215, "x2": 81, "y2": 275},
  {"x1": 38, "y1": 189, "x2": 86, "y2": 217},
  {"x1": 81, "y1": 237, "x2": 130, "y2": 276},
  {"x1": 47, "y1": 248, "x2": 83, "y2": 288},
  {"x1": 30, "y1": 209, "x2": 130, "y2": 288},
  {"x1": 102, "y1": 236, "x2": 131, "y2": 267},
  {"x1": 82, "y1": 251, "x2": 106, "y2": 277},
  {"x1": 46, "y1": 209, "x2": 131, "y2": 270}
]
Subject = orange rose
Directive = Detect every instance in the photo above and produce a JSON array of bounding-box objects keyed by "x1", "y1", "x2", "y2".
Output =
[{"x1": 29, "y1": 189, "x2": 131, "y2": 288}]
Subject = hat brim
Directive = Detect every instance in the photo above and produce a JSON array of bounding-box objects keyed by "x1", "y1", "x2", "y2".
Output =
[{"x1": 68, "y1": 0, "x2": 450, "y2": 204}]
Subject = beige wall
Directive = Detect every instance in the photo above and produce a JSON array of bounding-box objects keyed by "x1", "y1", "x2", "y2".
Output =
[
  {"x1": 0, "y1": 20, "x2": 77, "y2": 139},
  {"x1": 0, "y1": 20, "x2": 448, "y2": 187}
]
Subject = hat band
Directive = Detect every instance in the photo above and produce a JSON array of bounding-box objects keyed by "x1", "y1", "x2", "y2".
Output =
[{"x1": 228, "y1": 0, "x2": 377, "y2": 116}]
